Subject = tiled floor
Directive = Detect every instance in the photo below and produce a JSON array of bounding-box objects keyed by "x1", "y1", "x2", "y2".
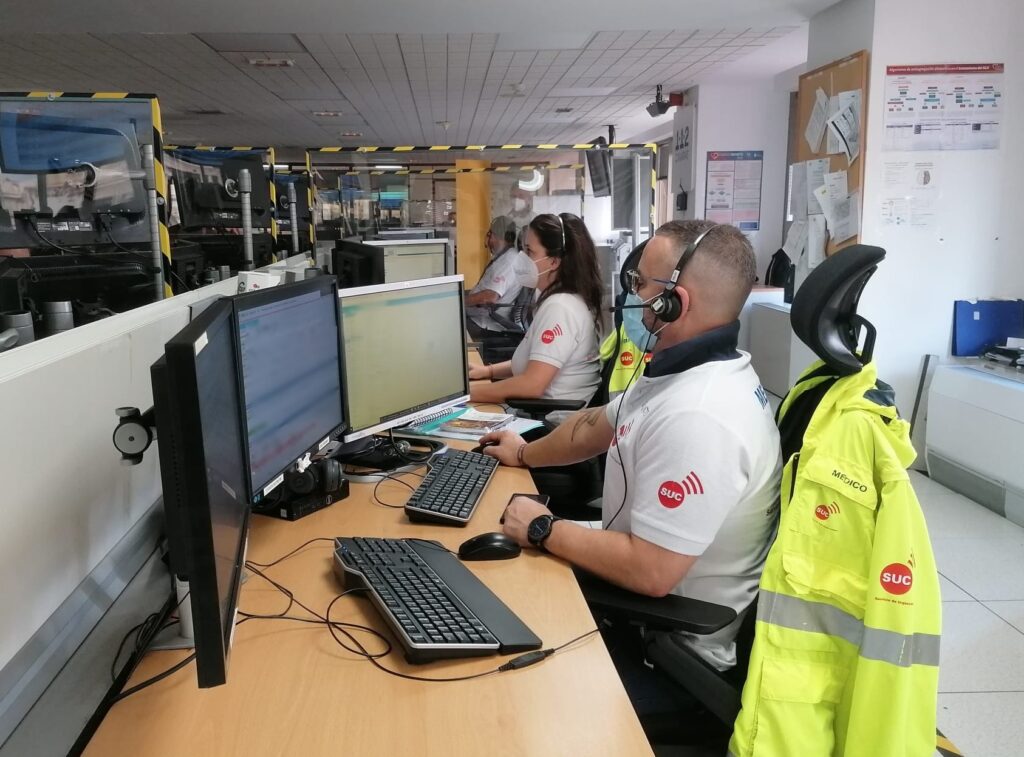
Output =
[{"x1": 912, "y1": 470, "x2": 1024, "y2": 757}]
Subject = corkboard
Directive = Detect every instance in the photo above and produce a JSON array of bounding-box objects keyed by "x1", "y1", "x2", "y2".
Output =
[{"x1": 796, "y1": 50, "x2": 869, "y2": 255}]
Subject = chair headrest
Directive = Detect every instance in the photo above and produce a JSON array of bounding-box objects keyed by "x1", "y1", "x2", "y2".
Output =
[
  {"x1": 618, "y1": 239, "x2": 648, "y2": 292},
  {"x1": 791, "y1": 244, "x2": 885, "y2": 376}
]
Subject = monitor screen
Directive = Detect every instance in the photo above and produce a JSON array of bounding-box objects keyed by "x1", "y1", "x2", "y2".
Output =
[
  {"x1": 338, "y1": 275, "x2": 469, "y2": 441},
  {"x1": 150, "y1": 297, "x2": 249, "y2": 688},
  {"x1": 234, "y1": 277, "x2": 346, "y2": 500}
]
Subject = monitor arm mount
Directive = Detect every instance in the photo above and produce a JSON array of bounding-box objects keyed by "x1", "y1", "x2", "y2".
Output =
[{"x1": 112, "y1": 405, "x2": 156, "y2": 465}]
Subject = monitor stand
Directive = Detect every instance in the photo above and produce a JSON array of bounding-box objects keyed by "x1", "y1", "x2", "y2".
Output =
[{"x1": 329, "y1": 435, "x2": 446, "y2": 483}]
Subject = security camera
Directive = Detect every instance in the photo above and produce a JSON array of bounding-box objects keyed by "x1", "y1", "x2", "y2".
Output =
[{"x1": 646, "y1": 85, "x2": 670, "y2": 117}]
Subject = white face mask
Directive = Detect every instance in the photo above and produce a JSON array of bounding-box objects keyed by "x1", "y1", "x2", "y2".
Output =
[{"x1": 512, "y1": 253, "x2": 554, "y2": 289}]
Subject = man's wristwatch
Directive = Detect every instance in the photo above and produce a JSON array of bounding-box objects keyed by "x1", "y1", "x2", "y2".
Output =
[{"x1": 527, "y1": 514, "x2": 562, "y2": 551}]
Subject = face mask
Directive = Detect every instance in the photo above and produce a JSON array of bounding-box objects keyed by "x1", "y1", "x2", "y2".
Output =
[
  {"x1": 621, "y1": 292, "x2": 662, "y2": 351},
  {"x1": 513, "y1": 253, "x2": 553, "y2": 289}
]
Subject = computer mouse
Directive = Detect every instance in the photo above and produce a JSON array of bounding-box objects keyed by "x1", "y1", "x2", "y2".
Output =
[
  {"x1": 458, "y1": 532, "x2": 522, "y2": 561},
  {"x1": 471, "y1": 440, "x2": 499, "y2": 455}
]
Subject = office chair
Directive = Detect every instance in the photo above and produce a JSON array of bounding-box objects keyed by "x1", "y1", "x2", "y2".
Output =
[
  {"x1": 474, "y1": 286, "x2": 535, "y2": 365},
  {"x1": 576, "y1": 245, "x2": 888, "y2": 745}
]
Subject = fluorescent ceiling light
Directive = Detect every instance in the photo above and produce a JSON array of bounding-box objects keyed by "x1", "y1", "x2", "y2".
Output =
[
  {"x1": 312, "y1": 111, "x2": 345, "y2": 117},
  {"x1": 248, "y1": 57, "x2": 295, "y2": 68}
]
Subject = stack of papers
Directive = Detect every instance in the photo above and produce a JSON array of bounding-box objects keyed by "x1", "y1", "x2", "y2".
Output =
[{"x1": 394, "y1": 407, "x2": 542, "y2": 442}]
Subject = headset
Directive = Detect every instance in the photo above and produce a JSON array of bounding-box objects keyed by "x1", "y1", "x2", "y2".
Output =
[
  {"x1": 647, "y1": 225, "x2": 717, "y2": 324},
  {"x1": 284, "y1": 458, "x2": 344, "y2": 497}
]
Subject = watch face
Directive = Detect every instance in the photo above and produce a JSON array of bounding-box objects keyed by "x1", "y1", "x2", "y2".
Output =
[{"x1": 528, "y1": 515, "x2": 552, "y2": 546}]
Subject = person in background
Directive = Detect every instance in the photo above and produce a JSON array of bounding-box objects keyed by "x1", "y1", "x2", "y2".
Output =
[
  {"x1": 465, "y1": 216, "x2": 523, "y2": 339},
  {"x1": 468, "y1": 212, "x2": 602, "y2": 419}
]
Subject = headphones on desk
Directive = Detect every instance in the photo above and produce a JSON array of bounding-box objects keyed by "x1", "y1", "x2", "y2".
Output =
[
  {"x1": 284, "y1": 458, "x2": 344, "y2": 497},
  {"x1": 647, "y1": 225, "x2": 717, "y2": 324}
]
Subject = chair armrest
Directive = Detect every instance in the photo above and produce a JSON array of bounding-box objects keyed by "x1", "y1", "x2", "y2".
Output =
[
  {"x1": 505, "y1": 397, "x2": 587, "y2": 417},
  {"x1": 574, "y1": 569, "x2": 736, "y2": 635}
]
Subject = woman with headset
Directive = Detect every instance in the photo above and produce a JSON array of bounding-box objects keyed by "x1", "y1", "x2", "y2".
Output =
[{"x1": 468, "y1": 212, "x2": 603, "y2": 421}]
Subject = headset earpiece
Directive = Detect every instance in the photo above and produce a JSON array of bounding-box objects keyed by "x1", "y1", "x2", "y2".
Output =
[{"x1": 650, "y1": 226, "x2": 716, "y2": 324}]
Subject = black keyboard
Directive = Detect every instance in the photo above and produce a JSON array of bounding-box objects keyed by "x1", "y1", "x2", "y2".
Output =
[
  {"x1": 333, "y1": 537, "x2": 541, "y2": 663},
  {"x1": 405, "y1": 449, "x2": 498, "y2": 525}
]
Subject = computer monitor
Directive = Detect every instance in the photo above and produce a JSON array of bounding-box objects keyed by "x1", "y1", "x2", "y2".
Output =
[
  {"x1": 0, "y1": 110, "x2": 149, "y2": 247},
  {"x1": 233, "y1": 277, "x2": 346, "y2": 502},
  {"x1": 332, "y1": 239, "x2": 385, "y2": 289},
  {"x1": 165, "y1": 150, "x2": 273, "y2": 231},
  {"x1": 586, "y1": 146, "x2": 612, "y2": 198},
  {"x1": 150, "y1": 297, "x2": 249, "y2": 688},
  {"x1": 338, "y1": 275, "x2": 469, "y2": 442}
]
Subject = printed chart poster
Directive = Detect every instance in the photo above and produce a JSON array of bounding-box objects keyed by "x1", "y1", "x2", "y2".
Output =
[
  {"x1": 704, "y1": 150, "x2": 763, "y2": 231},
  {"x1": 883, "y1": 63, "x2": 1003, "y2": 151}
]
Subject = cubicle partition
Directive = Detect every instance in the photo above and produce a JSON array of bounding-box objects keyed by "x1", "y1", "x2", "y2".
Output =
[{"x1": 0, "y1": 277, "x2": 239, "y2": 746}]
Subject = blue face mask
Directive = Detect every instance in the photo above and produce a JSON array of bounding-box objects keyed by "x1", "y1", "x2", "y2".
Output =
[{"x1": 621, "y1": 292, "x2": 659, "y2": 352}]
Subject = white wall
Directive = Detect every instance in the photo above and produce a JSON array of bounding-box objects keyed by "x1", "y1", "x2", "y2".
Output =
[
  {"x1": 691, "y1": 82, "x2": 791, "y2": 277},
  {"x1": 807, "y1": 0, "x2": 875, "y2": 69},
  {"x1": 851, "y1": 0, "x2": 1019, "y2": 410}
]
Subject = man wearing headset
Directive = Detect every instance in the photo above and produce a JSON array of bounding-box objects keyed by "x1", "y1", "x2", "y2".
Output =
[{"x1": 480, "y1": 220, "x2": 781, "y2": 695}]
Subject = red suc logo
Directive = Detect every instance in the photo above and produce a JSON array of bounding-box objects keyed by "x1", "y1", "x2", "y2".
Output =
[
  {"x1": 541, "y1": 324, "x2": 564, "y2": 344},
  {"x1": 815, "y1": 502, "x2": 841, "y2": 521},
  {"x1": 880, "y1": 563, "x2": 913, "y2": 595},
  {"x1": 620, "y1": 351, "x2": 635, "y2": 366},
  {"x1": 657, "y1": 472, "x2": 704, "y2": 509}
]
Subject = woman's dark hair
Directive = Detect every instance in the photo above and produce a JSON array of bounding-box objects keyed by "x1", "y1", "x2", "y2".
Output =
[{"x1": 528, "y1": 212, "x2": 604, "y2": 330}]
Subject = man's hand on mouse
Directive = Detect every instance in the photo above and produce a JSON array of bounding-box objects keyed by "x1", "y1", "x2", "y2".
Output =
[
  {"x1": 477, "y1": 430, "x2": 527, "y2": 467},
  {"x1": 502, "y1": 495, "x2": 553, "y2": 547}
]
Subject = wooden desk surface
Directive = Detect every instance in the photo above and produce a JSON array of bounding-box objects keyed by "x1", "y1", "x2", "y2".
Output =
[{"x1": 87, "y1": 447, "x2": 651, "y2": 756}]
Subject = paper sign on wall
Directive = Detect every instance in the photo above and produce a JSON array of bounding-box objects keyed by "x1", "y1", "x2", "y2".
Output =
[
  {"x1": 883, "y1": 63, "x2": 1003, "y2": 151},
  {"x1": 880, "y1": 160, "x2": 940, "y2": 228},
  {"x1": 804, "y1": 88, "x2": 830, "y2": 154},
  {"x1": 704, "y1": 151, "x2": 763, "y2": 231}
]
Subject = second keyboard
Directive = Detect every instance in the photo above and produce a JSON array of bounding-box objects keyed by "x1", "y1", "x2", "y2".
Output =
[{"x1": 405, "y1": 449, "x2": 498, "y2": 525}]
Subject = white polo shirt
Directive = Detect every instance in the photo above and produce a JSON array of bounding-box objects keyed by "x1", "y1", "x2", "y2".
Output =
[
  {"x1": 511, "y1": 292, "x2": 601, "y2": 422},
  {"x1": 467, "y1": 248, "x2": 525, "y2": 332},
  {"x1": 602, "y1": 327, "x2": 781, "y2": 670}
]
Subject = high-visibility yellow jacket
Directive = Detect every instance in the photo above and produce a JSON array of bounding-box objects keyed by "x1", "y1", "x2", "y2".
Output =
[
  {"x1": 599, "y1": 326, "x2": 649, "y2": 398},
  {"x1": 730, "y1": 361, "x2": 940, "y2": 757}
]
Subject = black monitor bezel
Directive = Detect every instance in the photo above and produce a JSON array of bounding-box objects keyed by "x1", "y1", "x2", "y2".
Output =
[
  {"x1": 154, "y1": 296, "x2": 250, "y2": 688},
  {"x1": 231, "y1": 276, "x2": 347, "y2": 502}
]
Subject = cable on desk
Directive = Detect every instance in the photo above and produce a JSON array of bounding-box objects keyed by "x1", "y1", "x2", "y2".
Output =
[
  {"x1": 371, "y1": 468, "x2": 429, "y2": 509},
  {"x1": 246, "y1": 537, "x2": 336, "y2": 568},
  {"x1": 109, "y1": 591, "x2": 189, "y2": 684},
  {"x1": 242, "y1": 564, "x2": 392, "y2": 659},
  {"x1": 403, "y1": 537, "x2": 458, "y2": 557},
  {"x1": 110, "y1": 652, "x2": 196, "y2": 703}
]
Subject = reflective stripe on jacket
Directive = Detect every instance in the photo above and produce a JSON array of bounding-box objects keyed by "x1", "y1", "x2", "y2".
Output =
[{"x1": 729, "y1": 360, "x2": 941, "y2": 757}]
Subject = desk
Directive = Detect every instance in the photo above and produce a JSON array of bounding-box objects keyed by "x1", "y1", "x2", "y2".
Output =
[{"x1": 86, "y1": 444, "x2": 651, "y2": 756}]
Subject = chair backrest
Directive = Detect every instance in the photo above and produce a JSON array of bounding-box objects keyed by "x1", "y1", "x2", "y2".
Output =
[{"x1": 790, "y1": 244, "x2": 885, "y2": 376}]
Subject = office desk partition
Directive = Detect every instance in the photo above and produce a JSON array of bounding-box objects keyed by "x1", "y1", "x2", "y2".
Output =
[{"x1": 86, "y1": 447, "x2": 652, "y2": 756}]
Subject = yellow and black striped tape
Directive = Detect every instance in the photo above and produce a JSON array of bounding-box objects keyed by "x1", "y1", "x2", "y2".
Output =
[
  {"x1": 304, "y1": 152, "x2": 316, "y2": 246},
  {"x1": 149, "y1": 98, "x2": 173, "y2": 298},
  {"x1": 267, "y1": 147, "x2": 279, "y2": 260},
  {"x1": 309, "y1": 143, "x2": 656, "y2": 153},
  {"x1": 0, "y1": 91, "x2": 157, "y2": 100},
  {"x1": 164, "y1": 145, "x2": 267, "y2": 152},
  {"x1": 935, "y1": 729, "x2": 963, "y2": 757},
  {"x1": 323, "y1": 162, "x2": 585, "y2": 177}
]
